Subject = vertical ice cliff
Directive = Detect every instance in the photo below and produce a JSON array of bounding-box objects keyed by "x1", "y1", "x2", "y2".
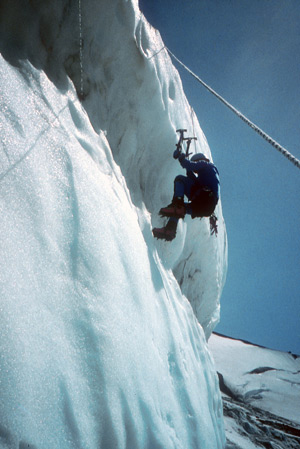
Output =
[
  {"x1": 0, "y1": 0, "x2": 227, "y2": 448},
  {"x1": 79, "y1": 1, "x2": 228, "y2": 336}
]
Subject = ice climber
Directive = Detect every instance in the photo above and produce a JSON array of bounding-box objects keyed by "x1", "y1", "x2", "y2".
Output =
[{"x1": 152, "y1": 149, "x2": 220, "y2": 241}]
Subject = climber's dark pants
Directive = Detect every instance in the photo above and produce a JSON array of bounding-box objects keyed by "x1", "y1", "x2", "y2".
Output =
[
  {"x1": 174, "y1": 175, "x2": 194, "y2": 200},
  {"x1": 170, "y1": 175, "x2": 218, "y2": 231},
  {"x1": 169, "y1": 175, "x2": 195, "y2": 229}
]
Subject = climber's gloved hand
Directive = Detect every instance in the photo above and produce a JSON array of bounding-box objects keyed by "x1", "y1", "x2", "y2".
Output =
[
  {"x1": 173, "y1": 149, "x2": 181, "y2": 159},
  {"x1": 173, "y1": 149, "x2": 185, "y2": 160}
]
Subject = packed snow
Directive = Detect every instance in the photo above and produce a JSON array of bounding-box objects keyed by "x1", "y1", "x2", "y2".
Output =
[
  {"x1": 0, "y1": 0, "x2": 227, "y2": 448},
  {"x1": 209, "y1": 333, "x2": 300, "y2": 448},
  {"x1": 209, "y1": 333, "x2": 300, "y2": 423}
]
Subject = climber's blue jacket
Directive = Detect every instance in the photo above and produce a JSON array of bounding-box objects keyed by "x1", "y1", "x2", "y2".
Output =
[{"x1": 178, "y1": 155, "x2": 220, "y2": 199}]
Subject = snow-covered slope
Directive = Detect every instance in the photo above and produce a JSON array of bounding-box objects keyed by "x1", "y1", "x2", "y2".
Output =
[
  {"x1": 209, "y1": 334, "x2": 300, "y2": 449},
  {"x1": 0, "y1": 1, "x2": 227, "y2": 448}
]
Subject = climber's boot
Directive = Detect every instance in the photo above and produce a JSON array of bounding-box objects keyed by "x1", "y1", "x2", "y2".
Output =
[
  {"x1": 152, "y1": 219, "x2": 177, "y2": 241},
  {"x1": 159, "y1": 197, "x2": 185, "y2": 219}
]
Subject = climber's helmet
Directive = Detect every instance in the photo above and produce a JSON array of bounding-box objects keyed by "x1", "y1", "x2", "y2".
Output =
[{"x1": 191, "y1": 153, "x2": 210, "y2": 162}]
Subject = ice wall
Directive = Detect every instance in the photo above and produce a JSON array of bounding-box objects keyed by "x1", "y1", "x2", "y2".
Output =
[
  {"x1": 0, "y1": 0, "x2": 227, "y2": 335},
  {"x1": 80, "y1": 0, "x2": 228, "y2": 335},
  {"x1": 0, "y1": 0, "x2": 227, "y2": 448}
]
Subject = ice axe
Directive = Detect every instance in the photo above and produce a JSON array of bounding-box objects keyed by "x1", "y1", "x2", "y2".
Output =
[
  {"x1": 175, "y1": 129, "x2": 197, "y2": 159},
  {"x1": 183, "y1": 136, "x2": 197, "y2": 158},
  {"x1": 175, "y1": 129, "x2": 187, "y2": 153}
]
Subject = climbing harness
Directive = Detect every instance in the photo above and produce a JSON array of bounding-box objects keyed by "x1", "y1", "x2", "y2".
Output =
[
  {"x1": 149, "y1": 45, "x2": 300, "y2": 170},
  {"x1": 210, "y1": 214, "x2": 218, "y2": 236}
]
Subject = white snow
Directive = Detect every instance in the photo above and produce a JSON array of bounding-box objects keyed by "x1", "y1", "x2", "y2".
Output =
[
  {"x1": 0, "y1": 0, "x2": 227, "y2": 448},
  {"x1": 223, "y1": 417, "x2": 262, "y2": 449},
  {"x1": 208, "y1": 333, "x2": 300, "y2": 424}
]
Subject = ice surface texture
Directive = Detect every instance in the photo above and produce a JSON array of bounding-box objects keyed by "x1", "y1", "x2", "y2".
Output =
[{"x1": 0, "y1": 0, "x2": 227, "y2": 448}]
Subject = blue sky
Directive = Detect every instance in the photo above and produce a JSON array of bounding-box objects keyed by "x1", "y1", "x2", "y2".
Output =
[{"x1": 139, "y1": 0, "x2": 300, "y2": 354}]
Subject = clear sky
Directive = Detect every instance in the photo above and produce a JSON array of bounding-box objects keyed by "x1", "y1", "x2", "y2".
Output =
[{"x1": 139, "y1": 0, "x2": 300, "y2": 354}]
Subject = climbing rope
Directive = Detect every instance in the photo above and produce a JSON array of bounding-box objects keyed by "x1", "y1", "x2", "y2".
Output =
[
  {"x1": 151, "y1": 46, "x2": 300, "y2": 170},
  {"x1": 78, "y1": 0, "x2": 84, "y2": 99},
  {"x1": 190, "y1": 106, "x2": 197, "y2": 153},
  {"x1": 148, "y1": 45, "x2": 166, "y2": 60}
]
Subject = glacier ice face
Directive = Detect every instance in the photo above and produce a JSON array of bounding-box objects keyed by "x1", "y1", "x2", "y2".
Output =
[
  {"x1": 0, "y1": 57, "x2": 224, "y2": 449},
  {"x1": 83, "y1": 1, "x2": 228, "y2": 336},
  {"x1": 0, "y1": 0, "x2": 227, "y2": 448},
  {"x1": 0, "y1": 0, "x2": 227, "y2": 334}
]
